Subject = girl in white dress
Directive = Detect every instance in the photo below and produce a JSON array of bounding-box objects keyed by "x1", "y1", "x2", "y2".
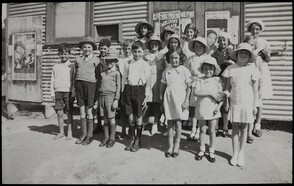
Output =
[
  {"x1": 223, "y1": 43, "x2": 261, "y2": 167},
  {"x1": 160, "y1": 48, "x2": 192, "y2": 158},
  {"x1": 246, "y1": 19, "x2": 273, "y2": 138},
  {"x1": 194, "y1": 56, "x2": 224, "y2": 163},
  {"x1": 181, "y1": 23, "x2": 199, "y2": 58}
]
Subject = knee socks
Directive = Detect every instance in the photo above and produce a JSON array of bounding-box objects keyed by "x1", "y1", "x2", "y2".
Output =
[
  {"x1": 136, "y1": 125, "x2": 143, "y2": 139},
  {"x1": 87, "y1": 119, "x2": 93, "y2": 137},
  {"x1": 103, "y1": 123, "x2": 109, "y2": 139},
  {"x1": 129, "y1": 124, "x2": 135, "y2": 138},
  {"x1": 109, "y1": 121, "x2": 116, "y2": 141},
  {"x1": 81, "y1": 118, "x2": 87, "y2": 137}
]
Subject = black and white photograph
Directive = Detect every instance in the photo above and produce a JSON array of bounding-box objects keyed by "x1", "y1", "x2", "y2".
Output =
[{"x1": 1, "y1": 2, "x2": 292, "y2": 184}]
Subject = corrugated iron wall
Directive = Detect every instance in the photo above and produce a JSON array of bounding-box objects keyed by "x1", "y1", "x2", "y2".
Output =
[
  {"x1": 93, "y1": 1, "x2": 148, "y2": 40},
  {"x1": 245, "y1": 2, "x2": 292, "y2": 120}
]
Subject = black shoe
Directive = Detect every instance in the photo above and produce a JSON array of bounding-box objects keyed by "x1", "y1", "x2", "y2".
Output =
[
  {"x1": 106, "y1": 140, "x2": 115, "y2": 148},
  {"x1": 124, "y1": 137, "x2": 135, "y2": 151},
  {"x1": 75, "y1": 136, "x2": 86, "y2": 144},
  {"x1": 130, "y1": 138, "x2": 141, "y2": 152},
  {"x1": 207, "y1": 152, "x2": 216, "y2": 163},
  {"x1": 165, "y1": 151, "x2": 172, "y2": 158},
  {"x1": 82, "y1": 137, "x2": 93, "y2": 145},
  {"x1": 171, "y1": 152, "x2": 179, "y2": 158},
  {"x1": 99, "y1": 138, "x2": 109, "y2": 147},
  {"x1": 195, "y1": 151, "x2": 205, "y2": 161}
]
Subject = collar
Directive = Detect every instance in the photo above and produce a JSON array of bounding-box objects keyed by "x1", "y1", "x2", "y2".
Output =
[{"x1": 83, "y1": 53, "x2": 93, "y2": 60}]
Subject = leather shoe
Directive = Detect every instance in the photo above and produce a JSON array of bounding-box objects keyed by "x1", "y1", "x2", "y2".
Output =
[
  {"x1": 75, "y1": 136, "x2": 86, "y2": 144},
  {"x1": 195, "y1": 151, "x2": 205, "y2": 161},
  {"x1": 124, "y1": 137, "x2": 135, "y2": 151},
  {"x1": 82, "y1": 137, "x2": 93, "y2": 145},
  {"x1": 165, "y1": 151, "x2": 172, "y2": 158},
  {"x1": 207, "y1": 152, "x2": 216, "y2": 163},
  {"x1": 106, "y1": 140, "x2": 115, "y2": 148},
  {"x1": 171, "y1": 152, "x2": 179, "y2": 158},
  {"x1": 99, "y1": 138, "x2": 109, "y2": 147},
  {"x1": 130, "y1": 138, "x2": 141, "y2": 152}
]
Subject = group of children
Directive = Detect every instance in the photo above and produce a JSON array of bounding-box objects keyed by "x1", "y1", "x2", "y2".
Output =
[{"x1": 50, "y1": 19, "x2": 273, "y2": 167}]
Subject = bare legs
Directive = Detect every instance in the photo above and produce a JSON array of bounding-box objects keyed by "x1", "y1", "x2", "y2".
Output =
[{"x1": 231, "y1": 122, "x2": 248, "y2": 166}]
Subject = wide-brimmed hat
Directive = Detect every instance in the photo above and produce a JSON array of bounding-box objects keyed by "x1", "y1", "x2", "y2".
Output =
[
  {"x1": 229, "y1": 43, "x2": 256, "y2": 63},
  {"x1": 104, "y1": 53, "x2": 120, "y2": 63},
  {"x1": 246, "y1": 19, "x2": 265, "y2": 32},
  {"x1": 167, "y1": 34, "x2": 181, "y2": 50},
  {"x1": 188, "y1": 36, "x2": 208, "y2": 53},
  {"x1": 198, "y1": 56, "x2": 221, "y2": 75},
  {"x1": 145, "y1": 35, "x2": 162, "y2": 50},
  {"x1": 160, "y1": 28, "x2": 175, "y2": 41},
  {"x1": 78, "y1": 36, "x2": 97, "y2": 50},
  {"x1": 135, "y1": 21, "x2": 154, "y2": 35}
]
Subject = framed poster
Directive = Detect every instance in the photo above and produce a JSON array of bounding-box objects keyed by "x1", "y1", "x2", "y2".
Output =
[
  {"x1": 159, "y1": 10, "x2": 181, "y2": 36},
  {"x1": 12, "y1": 32, "x2": 37, "y2": 80}
]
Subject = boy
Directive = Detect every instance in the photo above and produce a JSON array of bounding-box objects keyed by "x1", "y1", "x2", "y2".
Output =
[
  {"x1": 98, "y1": 54, "x2": 121, "y2": 148},
  {"x1": 121, "y1": 41, "x2": 151, "y2": 152},
  {"x1": 50, "y1": 43, "x2": 75, "y2": 140}
]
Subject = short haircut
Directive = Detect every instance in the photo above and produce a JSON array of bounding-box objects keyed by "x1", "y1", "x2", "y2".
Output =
[
  {"x1": 248, "y1": 22, "x2": 262, "y2": 32},
  {"x1": 58, "y1": 43, "x2": 71, "y2": 54},
  {"x1": 122, "y1": 39, "x2": 133, "y2": 48},
  {"x1": 201, "y1": 63, "x2": 215, "y2": 73},
  {"x1": 165, "y1": 48, "x2": 187, "y2": 65},
  {"x1": 131, "y1": 41, "x2": 145, "y2": 50},
  {"x1": 184, "y1": 23, "x2": 199, "y2": 38}
]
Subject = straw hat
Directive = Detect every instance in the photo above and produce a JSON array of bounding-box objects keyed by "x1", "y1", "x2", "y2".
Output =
[
  {"x1": 198, "y1": 56, "x2": 221, "y2": 75},
  {"x1": 160, "y1": 28, "x2": 175, "y2": 41},
  {"x1": 78, "y1": 36, "x2": 97, "y2": 50},
  {"x1": 104, "y1": 53, "x2": 120, "y2": 63},
  {"x1": 246, "y1": 19, "x2": 265, "y2": 32},
  {"x1": 135, "y1": 21, "x2": 154, "y2": 35},
  {"x1": 229, "y1": 43, "x2": 256, "y2": 63},
  {"x1": 188, "y1": 36, "x2": 208, "y2": 53},
  {"x1": 145, "y1": 35, "x2": 162, "y2": 50},
  {"x1": 167, "y1": 34, "x2": 181, "y2": 50}
]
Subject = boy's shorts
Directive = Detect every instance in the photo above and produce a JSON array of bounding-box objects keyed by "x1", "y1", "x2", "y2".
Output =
[
  {"x1": 76, "y1": 80, "x2": 96, "y2": 107},
  {"x1": 99, "y1": 93, "x2": 116, "y2": 119},
  {"x1": 122, "y1": 84, "x2": 145, "y2": 118},
  {"x1": 54, "y1": 92, "x2": 74, "y2": 113}
]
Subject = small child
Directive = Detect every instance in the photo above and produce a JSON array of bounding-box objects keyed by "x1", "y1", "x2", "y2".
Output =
[
  {"x1": 185, "y1": 37, "x2": 209, "y2": 141},
  {"x1": 116, "y1": 39, "x2": 133, "y2": 139},
  {"x1": 50, "y1": 43, "x2": 75, "y2": 140},
  {"x1": 121, "y1": 41, "x2": 151, "y2": 152},
  {"x1": 97, "y1": 54, "x2": 121, "y2": 148},
  {"x1": 74, "y1": 37, "x2": 100, "y2": 145},
  {"x1": 194, "y1": 56, "x2": 224, "y2": 163},
  {"x1": 134, "y1": 21, "x2": 154, "y2": 45},
  {"x1": 181, "y1": 23, "x2": 199, "y2": 58},
  {"x1": 223, "y1": 43, "x2": 260, "y2": 167},
  {"x1": 143, "y1": 35, "x2": 165, "y2": 135},
  {"x1": 211, "y1": 32, "x2": 234, "y2": 138},
  {"x1": 246, "y1": 19, "x2": 273, "y2": 138},
  {"x1": 160, "y1": 48, "x2": 191, "y2": 158}
]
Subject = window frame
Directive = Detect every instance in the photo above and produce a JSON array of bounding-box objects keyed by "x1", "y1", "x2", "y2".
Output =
[
  {"x1": 95, "y1": 21, "x2": 123, "y2": 44},
  {"x1": 45, "y1": 2, "x2": 94, "y2": 45}
]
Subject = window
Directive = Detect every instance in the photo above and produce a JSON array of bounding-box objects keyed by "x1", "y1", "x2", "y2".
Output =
[
  {"x1": 46, "y1": 2, "x2": 93, "y2": 44},
  {"x1": 95, "y1": 22, "x2": 123, "y2": 44}
]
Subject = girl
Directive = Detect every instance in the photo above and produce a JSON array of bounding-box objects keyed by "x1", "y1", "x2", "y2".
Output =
[
  {"x1": 206, "y1": 30, "x2": 218, "y2": 55},
  {"x1": 223, "y1": 43, "x2": 260, "y2": 167},
  {"x1": 194, "y1": 56, "x2": 224, "y2": 163},
  {"x1": 159, "y1": 28, "x2": 176, "y2": 56},
  {"x1": 143, "y1": 35, "x2": 165, "y2": 135},
  {"x1": 181, "y1": 23, "x2": 199, "y2": 58},
  {"x1": 117, "y1": 39, "x2": 133, "y2": 139},
  {"x1": 211, "y1": 32, "x2": 234, "y2": 138},
  {"x1": 185, "y1": 37, "x2": 209, "y2": 141},
  {"x1": 134, "y1": 21, "x2": 154, "y2": 45},
  {"x1": 160, "y1": 48, "x2": 191, "y2": 158},
  {"x1": 246, "y1": 19, "x2": 273, "y2": 138}
]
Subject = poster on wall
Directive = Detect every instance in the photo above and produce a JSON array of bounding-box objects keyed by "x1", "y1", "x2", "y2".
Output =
[
  {"x1": 12, "y1": 32, "x2": 37, "y2": 80},
  {"x1": 205, "y1": 11, "x2": 231, "y2": 48},
  {"x1": 159, "y1": 10, "x2": 181, "y2": 36}
]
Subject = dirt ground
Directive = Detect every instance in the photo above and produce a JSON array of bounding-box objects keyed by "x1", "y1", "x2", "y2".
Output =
[{"x1": 1, "y1": 106, "x2": 293, "y2": 184}]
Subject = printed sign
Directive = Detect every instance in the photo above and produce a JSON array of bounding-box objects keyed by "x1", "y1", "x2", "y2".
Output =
[{"x1": 159, "y1": 11, "x2": 181, "y2": 36}]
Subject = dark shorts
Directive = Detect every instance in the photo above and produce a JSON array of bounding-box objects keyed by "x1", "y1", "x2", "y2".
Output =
[
  {"x1": 99, "y1": 94, "x2": 116, "y2": 119},
  {"x1": 54, "y1": 92, "x2": 74, "y2": 113},
  {"x1": 189, "y1": 106, "x2": 195, "y2": 117},
  {"x1": 122, "y1": 85, "x2": 145, "y2": 118},
  {"x1": 146, "y1": 102, "x2": 161, "y2": 117},
  {"x1": 76, "y1": 80, "x2": 96, "y2": 107}
]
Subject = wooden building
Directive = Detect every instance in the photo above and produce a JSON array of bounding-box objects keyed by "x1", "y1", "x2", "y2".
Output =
[{"x1": 4, "y1": 2, "x2": 292, "y2": 120}]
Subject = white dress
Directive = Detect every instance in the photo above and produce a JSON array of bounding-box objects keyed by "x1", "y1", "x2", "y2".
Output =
[
  {"x1": 222, "y1": 63, "x2": 261, "y2": 123},
  {"x1": 162, "y1": 65, "x2": 192, "y2": 120},
  {"x1": 194, "y1": 77, "x2": 223, "y2": 120}
]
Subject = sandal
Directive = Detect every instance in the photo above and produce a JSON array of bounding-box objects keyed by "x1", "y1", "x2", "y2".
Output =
[{"x1": 195, "y1": 151, "x2": 205, "y2": 161}]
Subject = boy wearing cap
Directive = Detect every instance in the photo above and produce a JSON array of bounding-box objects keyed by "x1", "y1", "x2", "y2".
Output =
[
  {"x1": 121, "y1": 41, "x2": 151, "y2": 152},
  {"x1": 74, "y1": 36, "x2": 100, "y2": 145},
  {"x1": 97, "y1": 54, "x2": 121, "y2": 148}
]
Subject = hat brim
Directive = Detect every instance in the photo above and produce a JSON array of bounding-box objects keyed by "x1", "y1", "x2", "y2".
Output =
[
  {"x1": 246, "y1": 20, "x2": 265, "y2": 32},
  {"x1": 198, "y1": 61, "x2": 221, "y2": 75},
  {"x1": 188, "y1": 40, "x2": 208, "y2": 53},
  {"x1": 135, "y1": 22, "x2": 154, "y2": 35},
  {"x1": 229, "y1": 49, "x2": 256, "y2": 63},
  {"x1": 160, "y1": 28, "x2": 175, "y2": 41},
  {"x1": 78, "y1": 41, "x2": 97, "y2": 50}
]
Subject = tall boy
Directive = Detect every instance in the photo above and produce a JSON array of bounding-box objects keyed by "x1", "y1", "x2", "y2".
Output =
[
  {"x1": 50, "y1": 43, "x2": 75, "y2": 140},
  {"x1": 121, "y1": 41, "x2": 151, "y2": 152}
]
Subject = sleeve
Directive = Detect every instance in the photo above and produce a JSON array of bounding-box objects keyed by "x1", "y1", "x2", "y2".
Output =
[
  {"x1": 193, "y1": 77, "x2": 201, "y2": 90},
  {"x1": 161, "y1": 69, "x2": 167, "y2": 84},
  {"x1": 216, "y1": 77, "x2": 224, "y2": 91},
  {"x1": 144, "y1": 62, "x2": 151, "y2": 96},
  {"x1": 50, "y1": 66, "x2": 55, "y2": 97},
  {"x1": 183, "y1": 57, "x2": 191, "y2": 72},
  {"x1": 114, "y1": 72, "x2": 121, "y2": 100},
  {"x1": 221, "y1": 64, "x2": 231, "y2": 78},
  {"x1": 184, "y1": 68, "x2": 192, "y2": 84},
  {"x1": 251, "y1": 66, "x2": 261, "y2": 81},
  {"x1": 121, "y1": 61, "x2": 129, "y2": 92}
]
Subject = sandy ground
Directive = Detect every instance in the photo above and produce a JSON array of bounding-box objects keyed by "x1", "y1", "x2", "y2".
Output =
[{"x1": 1, "y1": 109, "x2": 293, "y2": 184}]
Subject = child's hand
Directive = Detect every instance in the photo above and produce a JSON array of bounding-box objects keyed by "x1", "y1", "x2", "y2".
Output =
[
  {"x1": 213, "y1": 108, "x2": 219, "y2": 116},
  {"x1": 111, "y1": 99, "x2": 118, "y2": 110},
  {"x1": 181, "y1": 100, "x2": 189, "y2": 111},
  {"x1": 93, "y1": 101, "x2": 98, "y2": 109}
]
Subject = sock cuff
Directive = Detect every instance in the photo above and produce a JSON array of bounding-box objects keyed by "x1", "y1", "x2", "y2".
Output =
[{"x1": 209, "y1": 147, "x2": 215, "y2": 153}]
